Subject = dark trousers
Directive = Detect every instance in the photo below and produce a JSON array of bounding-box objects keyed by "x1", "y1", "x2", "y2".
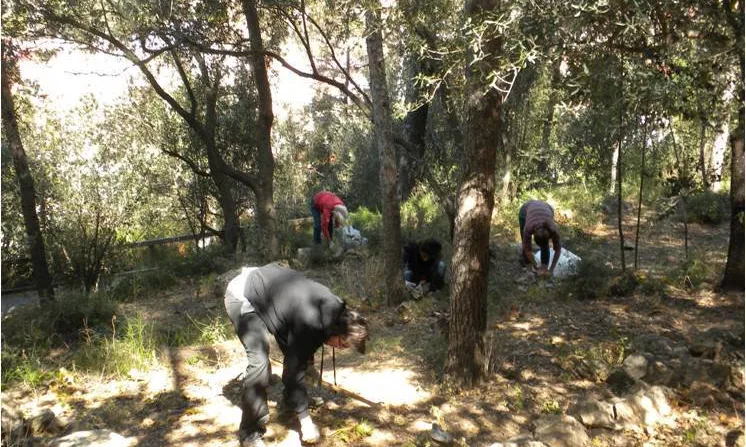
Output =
[
  {"x1": 226, "y1": 303, "x2": 271, "y2": 442},
  {"x1": 310, "y1": 199, "x2": 334, "y2": 244},
  {"x1": 518, "y1": 205, "x2": 549, "y2": 265}
]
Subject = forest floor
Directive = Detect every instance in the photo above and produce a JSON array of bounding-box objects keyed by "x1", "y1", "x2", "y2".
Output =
[{"x1": 2, "y1": 207, "x2": 744, "y2": 447}]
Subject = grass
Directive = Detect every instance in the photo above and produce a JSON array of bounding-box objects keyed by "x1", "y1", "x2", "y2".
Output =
[
  {"x1": 74, "y1": 314, "x2": 158, "y2": 376},
  {"x1": 331, "y1": 418, "x2": 375, "y2": 443},
  {"x1": 541, "y1": 399, "x2": 563, "y2": 414}
]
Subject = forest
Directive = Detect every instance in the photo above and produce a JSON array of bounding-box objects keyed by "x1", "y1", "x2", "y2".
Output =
[{"x1": 1, "y1": 0, "x2": 744, "y2": 446}]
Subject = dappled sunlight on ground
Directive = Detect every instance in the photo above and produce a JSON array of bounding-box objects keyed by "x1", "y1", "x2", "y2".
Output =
[
  {"x1": 2, "y1": 202, "x2": 742, "y2": 446},
  {"x1": 321, "y1": 366, "x2": 431, "y2": 406}
]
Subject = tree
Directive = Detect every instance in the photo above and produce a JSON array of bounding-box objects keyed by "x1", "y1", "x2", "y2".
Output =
[
  {"x1": 365, "y1": 1, "x2": 407, "y2": 306},
  {"x1": 1, "y1": 38, "x2": 55, "y2": 300},
  {"x1": 720, "y1": 0, "x2": 744, "y2": 291},
  {"x1": 30, "y1": 0, "x2": 286, "y2": 256},
  {"x1": 242, "y1": 0, "x2": 279, "y2": 259},
  {"x1": 445, "y1": 0, "x2": 502, "y2": 388}
]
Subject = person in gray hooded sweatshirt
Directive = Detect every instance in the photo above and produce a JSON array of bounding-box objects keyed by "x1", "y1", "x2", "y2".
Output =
[{"x1": 224, "y1": 263, "x2": 369, "y2": 447}]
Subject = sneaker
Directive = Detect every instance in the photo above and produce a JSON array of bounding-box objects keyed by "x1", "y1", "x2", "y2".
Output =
[
  {"x1": 241, "y1": 437, "x2": 267, "y2": 447},
  {"x1": 299, "y1": 415, "x2": 321, "y2": 444}
]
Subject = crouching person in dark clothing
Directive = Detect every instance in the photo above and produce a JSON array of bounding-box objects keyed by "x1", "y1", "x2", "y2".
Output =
[
  {"x1": 224, "y1": 264, "x2": 369, "y2": 447},
  {"x1": 403, "y1": 238, "x2": 446, "y2": 294}
]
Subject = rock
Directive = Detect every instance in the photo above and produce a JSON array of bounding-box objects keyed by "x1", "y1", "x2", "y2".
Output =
[
  {"x1": 682, "y1": 359, "x2": 732, "y2": 388},
  {"x1": 631, "y1": 334, "x2": 681, "y2": 358},
  {"x1": 430, "y1": 423, "x2": 453, "y2": 445},
  {"x1": 622, "y1": 354, "x2": 650, "y2": 380},
  {"x1": 726, "y1": 429, "x2": 744, "y2": 447},
  {"x1": 1, "y1": 401, "x2": 30, "y2": 445},
  {"x1": 569, "y1": 397, "x2": 616, "y2": 429},
  {"x1": 686, "y1": 381, "x2": 718, "y2": 408},
  {"x1": 533, "y1": 414, "x2": 590, "y2": 447},
  {"x1": 611, "y1": 385, "x2": 672, "y2": 432},
  {"x1": 47, "y1": 430, "x2": 136, "y2": 447},
  {"x1": 606, "y1": 369, "x2": 637, "y2": 396},
  {"x1": 323, "y1": 401, "x2": 340, "y2": 411},
  {"x1": 488, "y1": 438, "x2": 547, "y2": 447},
  {"x1": 28, "y1": 409, "x2": 66, "y2": 436},
  {"x1": 689, "y1": 340, "x2": 723, "y2": 360},
  {"x1": 644, "y1": 359, "x2": 678, "y2": 386}
]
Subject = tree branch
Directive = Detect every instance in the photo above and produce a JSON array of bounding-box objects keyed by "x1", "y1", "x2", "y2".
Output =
[{"x1": 161, "y1": 148, "x2": 211, "y2": 177}]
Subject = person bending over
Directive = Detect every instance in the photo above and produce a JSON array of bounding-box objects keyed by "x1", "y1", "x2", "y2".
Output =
[
  {"x1": 224, "y1": 263, "x2": 369, "y2": 447},
  {"x1": 403, "y1": 238, "x2": 446, "y2": 293},
  {"x1": 310, "y1": 191, "x2": 349, "y2": 247},
  {"x1": 519, "y1": 200, "x2": 562, "y2": 277}
]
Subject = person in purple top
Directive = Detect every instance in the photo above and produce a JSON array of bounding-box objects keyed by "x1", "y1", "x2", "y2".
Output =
[{"x1": 519, "y1": 200, "x2": 562, "y2": 277}]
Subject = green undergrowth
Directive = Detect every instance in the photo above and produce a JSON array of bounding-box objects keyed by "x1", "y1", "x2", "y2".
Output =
[{"x1": 1, "y1": 246, "x2": 239, "y2": 388}]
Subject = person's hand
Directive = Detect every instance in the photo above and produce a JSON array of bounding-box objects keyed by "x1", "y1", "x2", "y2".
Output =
[
  {"x1": 537, "y1": 266, "x2": 551, "y2": 278},
  {"x1": 325, "y1": 335, "x2": 348, "y2": 349}
]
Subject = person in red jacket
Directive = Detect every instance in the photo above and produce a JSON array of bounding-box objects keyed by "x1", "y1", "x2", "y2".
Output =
[{"x1": 310, "y1": 191, "x2": 349, "y2": 245}]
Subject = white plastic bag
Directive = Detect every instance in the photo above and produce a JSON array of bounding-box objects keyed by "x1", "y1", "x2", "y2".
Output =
[
  {"x1": 341, "y1": 225, "x2": 367, "y2": 249},
  {"x1": 534, "y1": 247, "x2": 582, "y2": 278}
]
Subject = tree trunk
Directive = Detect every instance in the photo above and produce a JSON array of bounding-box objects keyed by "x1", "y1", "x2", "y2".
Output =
[
  {"x1": 1, "y1": 39, "x2": 55, "y2": 301},
  {"x1": 609, "y1": 143, "x2": 620, "y2": 195},
  {"x1": 399, "y1": 54, "x2": 430, "y2": 201},
  {"x1": 201, "y1": 69, "x2": 240, "y2": 253},
  {"x1": 616, "y1": 120, "x2": 626, "y2": 271},
  {"x1": 538, "y1": 62, "x2": 561, "y2": 182},
  {"x1": 365, "y1": 3, "x2": 407, "y2": 306},
  {"x1": 698, "y1": 116, "x2": 709, "y2": 189},
  {"x1": 710, "y1": 121, "x2": 730, "y2": 191},
  {"x1": 243, "y1": 0, "x2": 279, "y2": 260},
  {"x1": 719, "y1": 0, "x2": 743, "y2": 291},
  {"x1": 445, "y1": 0, "x2": 501, "y2": 389},
  {"x1": 634, "y1": 121, "x2": 648, "y2": 270},
  {"x1": 721, "y1": 97, "x2": 744, "y2": 291}
]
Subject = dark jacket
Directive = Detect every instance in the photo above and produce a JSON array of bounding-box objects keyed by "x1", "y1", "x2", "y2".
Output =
[
  {"x1": 403, "y1": 241, "x2": 444, "y2": 289},
  {"x1": 241, "y1": 264, "x2": 346, "y2": 412}
]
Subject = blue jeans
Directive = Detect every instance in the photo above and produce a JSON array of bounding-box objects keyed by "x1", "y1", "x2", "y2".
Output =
[{"x1": 311, "y1": 199, "x2": 322, "y2": 244}]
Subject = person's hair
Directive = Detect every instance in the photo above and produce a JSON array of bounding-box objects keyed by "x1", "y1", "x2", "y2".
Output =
[
  {"x1": 331, "y1": 307, "x2": 369, "y2": 354},
  {"x1": 534, "y1": 225, "x2": 550, "y2": 248},
  {"x1": 419, "y1": 238, "x2": 442, "y2": 260}
]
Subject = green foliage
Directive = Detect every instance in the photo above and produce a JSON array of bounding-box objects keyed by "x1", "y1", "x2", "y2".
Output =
[
  {"x1": 332, "y1": 418, "x2": 374, "y2": 443},
  {"x1": 46, "y1": 291, "x2": 119, "y2": 336},
  {"x1": 185, "y1": 314, "x2": 233, "y2": 345},
  {"x1": 156, "y1": 313, "x2": 233, "y2": 348},
  {"x1": 637, "y1": 272, "x2": 668, "y2": 296},
  {"x1": 349, "y1": 207, "x2": 383, "y2": 248},
  {"x1": 562, "y1": 255, "x2": 615, "y2": 300},
  {"x1": 1, "y1": 347, "x2": 54, "y2": 387},
  {"x1": 685, "y1": 190, "x2": 730, "y2": 224},
  {"x1": 541, "y1": 400, "x2": 563, "y2": 414},
  {"x1": 105, "y1": 269, "x2": 179, "y2": 302},
  {"x1": 74, "y1": 314, "x2": 158, "y2": 376},
  {"x1": 167, "y1": 244, "x2": 230, "y2": 278},
  {"x1": 608, "y1": 270, "x2": 641, "y2": 297},
  {"x1": 509, "y1": 385, "x2": 525, "y2": 411},
  {"x1": 666, "y1": 256, "x2": 715, "y2": 290},
  {"x1": 400, "y1": 187, "x2": 452, "y2": 244}
]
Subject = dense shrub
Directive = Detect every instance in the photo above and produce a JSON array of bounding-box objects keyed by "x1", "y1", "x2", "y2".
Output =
[
  {"x1": 350, "y1": 207, "x2": 383, "y2": 248},
  {"x1": 685, "y1": 190, "x2": 730, "y2": 224},
  {"x1": 562, "y1": 255, "x2": 615, "y2": 300}
]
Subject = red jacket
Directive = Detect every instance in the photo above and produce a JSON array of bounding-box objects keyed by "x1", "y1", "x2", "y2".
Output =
[{"x1": 312, "y1": 191, "x2": 345, "y2": 240}]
